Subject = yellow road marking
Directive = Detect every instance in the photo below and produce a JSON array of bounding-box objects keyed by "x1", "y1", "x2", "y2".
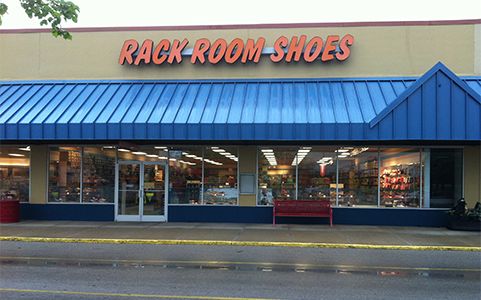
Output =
[
  {"x1": 0, "y1": 236, "x2": 479, "y2": 252},
  {"x1": 0, "y1": 256, "x2": 479, "y2": 273},
  {"x1": 0, "y1": 288, "x2": 275, "y2": 300}
]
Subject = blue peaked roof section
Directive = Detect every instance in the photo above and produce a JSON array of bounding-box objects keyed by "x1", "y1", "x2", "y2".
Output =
[
  {"x1": 369, "y1": 62, "x2": 481, "y2": 141},
  {"x1": 0, "y1": 62, "x2": 479, "y2": 142}
]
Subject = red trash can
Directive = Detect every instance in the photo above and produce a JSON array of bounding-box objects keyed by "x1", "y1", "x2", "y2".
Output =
[{"x1": 0, "y1": 197, "x2": 20, "y2": 223}]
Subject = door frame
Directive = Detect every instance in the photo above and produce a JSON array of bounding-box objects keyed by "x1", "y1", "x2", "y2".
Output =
[{"x1": 115, "y1": 160, "x2": 169, "y2": 222}]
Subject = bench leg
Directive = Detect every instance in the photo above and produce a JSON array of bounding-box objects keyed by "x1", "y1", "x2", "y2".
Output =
[
  {"x1": 272, "y1": 207, "x2": 276, "y2": 226},
  {"x1": 330, "y1": 209, "x2": 333, "y2": 227}
]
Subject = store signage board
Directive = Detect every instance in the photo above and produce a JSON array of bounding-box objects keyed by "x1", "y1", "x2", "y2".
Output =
[{"x1": 119, "y1": 34, "x2": 354, "y2": 65}]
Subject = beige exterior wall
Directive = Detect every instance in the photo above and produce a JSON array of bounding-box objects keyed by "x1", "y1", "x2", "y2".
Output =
[
  {"x1": 475, "y1": 24, "x2": 481, "y2": 75},
  {"x1": 0, "y1": 23, "x2": 478, "y2": 80},
  {"x1": 464, "y1": 145, "x2": 481, "y2": 208},
  {"x1": 238, "y1": 146, "x2": 257, "y2": 206},
  {"x1": 30, "y1": 145, "x2": 48, "y2": 204}
]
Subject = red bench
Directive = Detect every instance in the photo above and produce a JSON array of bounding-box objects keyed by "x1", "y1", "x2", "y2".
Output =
[{"x1": 273, "y1": 200, "x2": 333, "y2": 226}]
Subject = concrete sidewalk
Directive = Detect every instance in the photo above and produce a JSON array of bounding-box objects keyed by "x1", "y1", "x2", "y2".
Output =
[{"x1": 1, "y1": 221, "x2": 480, "y2": 250}]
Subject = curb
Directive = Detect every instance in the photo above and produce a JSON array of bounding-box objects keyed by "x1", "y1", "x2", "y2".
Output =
[{"x1": 1, "y1": 236, "x2": 480, "y2": 252}]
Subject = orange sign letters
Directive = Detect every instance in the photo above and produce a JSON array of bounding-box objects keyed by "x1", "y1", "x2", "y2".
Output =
[{"x1": 119, "y1": 34, "x2": 354, "y2": 65}]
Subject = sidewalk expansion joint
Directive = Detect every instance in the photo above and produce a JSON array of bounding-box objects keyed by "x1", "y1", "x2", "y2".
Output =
[{"x1": 0, "y1": 236, "x2": 480, "y2": 252}]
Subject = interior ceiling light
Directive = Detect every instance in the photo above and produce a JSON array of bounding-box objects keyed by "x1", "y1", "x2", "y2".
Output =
[
  {"x1": 154, "y1": 146, "x2": 167, "y2": 149},
  {"x1": 335, "y1": 149, "x2": 349, "y2": 153},
  {"x1": 118, "y1": 148, "x2": 131, "y2": 152},
  {"x1": 291, "y1": 148, "x2": 311, "y2": 165},
  {"x1": 132, "y1": 151, "x2": 146, "y2": 155},
  {"x1": 169, "y1": 158, "x2": 177, "y2": 161},
  {"x1": 213, "y1": 149, "x2": 225, "y2": 153},
  {"x1": 261, "y1": 149, "x2": 273, "y2": 152},
  {"x1": 18, "y1": 146, "x2": 31, "y2": 151},
  {"x1": 146, "y1": 154, "x2": 158, "y2": 158},
  {"x1": 158, "y1": 156, "x2": 168, "y2": 160},
  {"x1": 350, "y1": 147, "x2": 369, "y2": 156},
  {"x1": 8, "y1": 153, "x2": 25, "y2": 157}
]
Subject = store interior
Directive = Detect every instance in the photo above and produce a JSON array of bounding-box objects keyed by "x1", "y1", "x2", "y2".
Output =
[{"x1": 0, "y1": 144, "x2": 464, "y2": 209}]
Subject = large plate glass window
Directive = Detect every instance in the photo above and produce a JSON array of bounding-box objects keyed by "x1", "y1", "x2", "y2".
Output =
[
  {"x1": 0, "y1": 145, "x2": 30, "y2": 202},
  {"x1": 48, "y1": 146, "x2": 81, "y2": 202},
  {"x1": 258, "y1": 147, "x2": 297, "y2": 205},
  {"x1": 203, "y1": 146, "x2": 238, "y2": 205},
  {"x1": 380, "y1": 148, "x2": 421, "y2": 208},
  {"x1": 337, "y1": 147, "x2": 379, "y2": 207},
  {"x1": 167, "y1": 147, "x2": 202, "y2": 204},
  {"x1": 429, "y1": 148, "x2": 463, "y2": 208},
  {"x1": 82, "y1": 146, "x2": 116, "y2": 203},
  {"x1": 297, "y1": 147, "x2": 337, "y2": 205}
]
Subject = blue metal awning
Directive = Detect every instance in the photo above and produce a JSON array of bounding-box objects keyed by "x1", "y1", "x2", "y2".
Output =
[{"x1": 0, "y1": 63, "x2": 480, "y2": 141}]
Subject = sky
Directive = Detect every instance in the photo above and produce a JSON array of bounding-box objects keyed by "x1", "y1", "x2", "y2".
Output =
[{"x1": 1, "y1": 0, "x2": 480, "y2": 29}]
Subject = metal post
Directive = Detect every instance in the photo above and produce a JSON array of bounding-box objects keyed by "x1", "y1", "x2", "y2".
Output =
[
  {"x1": 295, "y1": 152, "x2": 298, "y2": 200},
  {"x1": 201, "y1": 147, "x2": 205, "y2": 205},
  {"x1": 423, "y1": 148, "x2": 431, "y2": 208},
  {"x1": 79, "y1": 147, "x2": 83, "y2": 203},
  {"x1": 114, "y1": 147, "x2": 119, "y2": 221},
  {"x1": 419, "y1": 148, "x2": 423, "y2": 208},
  {"x1": 165, "y1": 161, "x2": 169, "y2": 221},
  {"x1": 335, "y1": 153, "x2": 339, "y2": 207},
  {"x1": 377, "y1": 148, "x2": 381, "y2": 207}
]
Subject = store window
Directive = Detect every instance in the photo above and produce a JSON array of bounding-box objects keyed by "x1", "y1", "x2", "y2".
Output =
[
  {"x1": 258, "y1": 147, "x2": 297, "y2": 205},
  {"x1": 338, "y1": 147, "x2": 379, "y2": 207},
  {"x1": 203, "y1": 146, "x2": 238, "y2": 205},
  {"x1": 429, "y1": 149, "x2": 463, "y2": 208},
  {"x1": 297, "y1": 147, "x2": 337, "y2": 204},
  {"x1": 82, "y1": 147, "x2": 116, "y2": 203},
  {"x1": 168, "y1": 147, "x2": 202, "y2": 204},
  {"x1": 0, "y1": 146, "x2": 30, "y2": 202},
  {"x1": 380, "y1": 148, "x2": 421, "y2": 208},
  {"x1": 48, "y1": 146, "x2": 81, "y2": 202}
]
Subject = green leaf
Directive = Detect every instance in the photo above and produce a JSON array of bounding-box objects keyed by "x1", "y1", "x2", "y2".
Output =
[
  {"x1": 0, "y1": 3, "x2": 8, "y2": 25},
  {"x1": 17, "y1": 0, "x2": 79, "y2": 40}
]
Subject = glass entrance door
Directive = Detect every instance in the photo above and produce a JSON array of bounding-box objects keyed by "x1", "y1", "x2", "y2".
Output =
[
  {"x1": 116, "y1": 161, "x2": 167, "y2": 222},
  {"x1": 142, "y1": 162, "x2": 166, "y2": 221}
]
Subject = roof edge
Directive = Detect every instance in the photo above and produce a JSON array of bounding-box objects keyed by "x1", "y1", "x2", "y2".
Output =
[
  {"x1": 1, "y1": 19, "x2": 480, "y2": 34},
  {"x1": 369, "y1": 62, "x2": 481, "y2": 128}
]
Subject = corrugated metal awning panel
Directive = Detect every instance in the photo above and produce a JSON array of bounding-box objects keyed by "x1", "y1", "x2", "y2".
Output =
[
  {"x1": 1, "y1": 62, "x2": 480, "y2": 141},
  {"x1": 0, "y1": 78, "x2": 417, "y2": 141}
]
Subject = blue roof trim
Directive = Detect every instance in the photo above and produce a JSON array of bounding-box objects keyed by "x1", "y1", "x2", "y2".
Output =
[
  {"x1": 369, "y1": 62, "x2": 481, "y2": 128},
  {"x1": 0, "y1": 76, "x2": 422, "y2": 85}
]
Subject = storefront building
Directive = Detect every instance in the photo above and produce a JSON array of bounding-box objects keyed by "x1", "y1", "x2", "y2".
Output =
[{"x1": 1, "y1": 20, "x2": 480, "y2": 226}]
